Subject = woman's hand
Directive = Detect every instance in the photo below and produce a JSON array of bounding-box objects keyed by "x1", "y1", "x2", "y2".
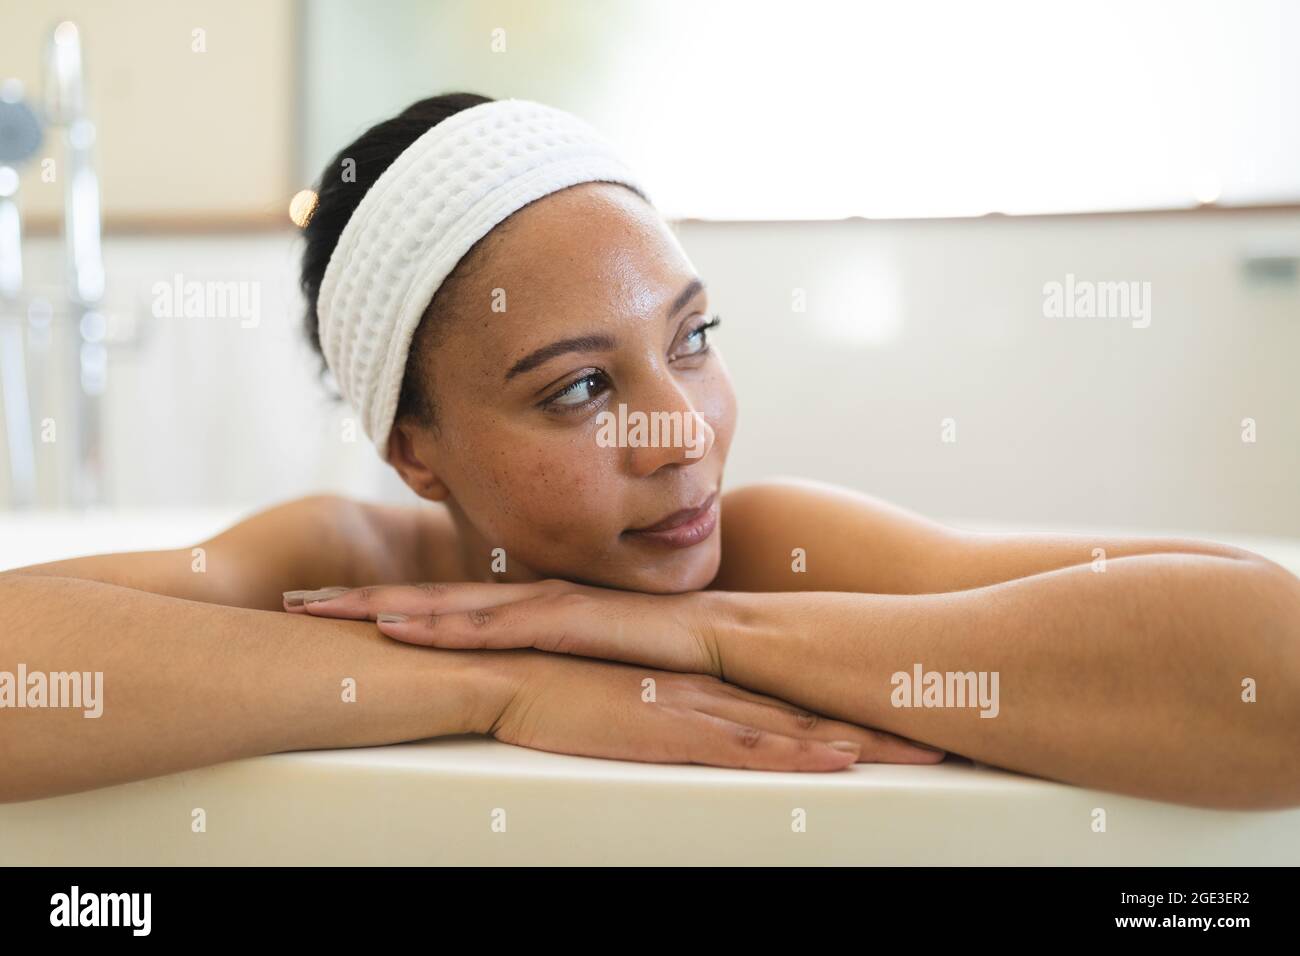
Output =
[
  {"x1": 484, "y1": 651, "x2": 944, "y2": 771},
  {"x1": 285, "y1": 580, "x2": 947, "y2": 765},
  {"x1": 286, "y1": 579, "x2": 725, "y2": 672}
]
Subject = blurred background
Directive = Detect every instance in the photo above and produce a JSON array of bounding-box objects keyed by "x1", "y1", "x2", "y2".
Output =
[{"x1": 0, "y1": 0, "x2": 1297, "y2": 566}]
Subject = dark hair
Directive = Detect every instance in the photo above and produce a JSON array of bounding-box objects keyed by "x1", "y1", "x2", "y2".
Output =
[{"x1": 299, "y1": 92, "x2": 495, "y2": 428}]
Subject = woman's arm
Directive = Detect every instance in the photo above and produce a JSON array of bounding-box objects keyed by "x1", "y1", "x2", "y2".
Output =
[
  {"x1": 335, "y1": 553, "x2": 1300, "y2": 809},
  {"x1": 704, "y1": 552, "x2": 1300, "y2": 809},
  {"x1": 0, "y1": 573, "x2": 506, "y2": 802},
  {"x1": 1, "y1": 574, "x2": 937, "y2": 802}
]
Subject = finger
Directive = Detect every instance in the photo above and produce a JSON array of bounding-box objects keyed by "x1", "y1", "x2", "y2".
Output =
[
  {"x1": 374, "y1": 593, "x2": 623, "y2": 655},
  {"x1": 702, "y1": 681, "x2": 946, "y2": 764},
  {"x1": 285, "y1": 581, "x2": 554, "y2": 618},
  {"x1": 683, "y1": 686, "x2": 944, "y2": 764},
  {"x1": 375, "y1": 594, "x2": 557, "y2": 650},
  {"x1": 375, "y1": 592, "x2": 708, "y2": 672},
  {"x1": 683, "y1": 712, "x2": 860, "y2": 772}
]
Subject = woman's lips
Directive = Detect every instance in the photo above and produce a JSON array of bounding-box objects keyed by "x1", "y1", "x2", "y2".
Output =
[{"x1": 625, "y1": 493, "x2": 719, "y2": 549}]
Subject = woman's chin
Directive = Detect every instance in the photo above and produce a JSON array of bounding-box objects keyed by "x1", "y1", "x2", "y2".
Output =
[
  {"x1": 535, "y1": 522, "x2": 723, "y2": 593},
  {"x1": 616, "y1": 538, "x2": 723, "y2": 594}
]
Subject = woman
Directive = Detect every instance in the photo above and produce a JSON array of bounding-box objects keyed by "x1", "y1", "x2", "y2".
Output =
[{"x1": 4, "y1": 93, "x2": 1297, "y2": 809}]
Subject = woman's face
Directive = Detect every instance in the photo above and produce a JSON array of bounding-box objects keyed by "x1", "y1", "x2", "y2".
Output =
[{"x1": 396, "y1": 182, "x2": 738, "y2": 593}]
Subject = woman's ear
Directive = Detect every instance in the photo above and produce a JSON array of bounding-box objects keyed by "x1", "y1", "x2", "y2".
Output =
[{"x1": 386, "y1": 420, "x2": 451, "y2": 502}]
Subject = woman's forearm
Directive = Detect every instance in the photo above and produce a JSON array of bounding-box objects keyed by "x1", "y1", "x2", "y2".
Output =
[
  {"x1": 709, "y1": 553, "x2": 1300, "y2": 808},
  {"x1": 0, "y1": 574, "x2": 514, "y2": 803}
]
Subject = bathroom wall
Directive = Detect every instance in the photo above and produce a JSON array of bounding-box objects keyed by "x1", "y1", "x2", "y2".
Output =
[
  {"x1": 686, "y1": 210, "x2": 1300, "y2": 536},
  {"x1": 3, "y1": 207, "x2": 1296, "y2": 536},
  {"x1": 1, "y1": 0, "x2": 295, "y2": 229}
]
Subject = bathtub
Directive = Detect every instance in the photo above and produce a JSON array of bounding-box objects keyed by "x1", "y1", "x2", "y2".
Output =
[{"x1": 2, "y1": 508, "x2": 1299, "y2": 865}]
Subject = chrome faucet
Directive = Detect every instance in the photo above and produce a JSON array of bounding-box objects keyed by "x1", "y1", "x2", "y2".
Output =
[
  {"x1": 0, "y1": 20, "x2": 107, "y2": 508},
  {"x1": 0, "y1": 80, "x2": 42, "y2": 507},
  {"x1": 45, "y1": 20, "x2": 107, "y2": 507}
]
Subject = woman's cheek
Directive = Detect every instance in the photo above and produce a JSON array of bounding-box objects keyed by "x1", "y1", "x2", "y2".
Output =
[
  {"x1": 698, "y1": 358, "x2": 738, "y2": 459},
  {"x1": 496, "y1": 434, "x2": 613, "y2": 529}
]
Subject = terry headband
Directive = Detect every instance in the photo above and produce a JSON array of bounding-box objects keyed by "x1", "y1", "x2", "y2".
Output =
[{"x1": 316, "y1": 97, "x2": 651, "y2": 458}]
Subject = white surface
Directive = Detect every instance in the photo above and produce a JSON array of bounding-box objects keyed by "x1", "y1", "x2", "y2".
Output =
[
  {"x1": 0, "y1": 507, "x2": 245, "y2": 570},
  {"x1": 3, "y1": 737, "x2": 1298, "y2": 866},
  {"x1": 2, "y1": 510, "x2": 1299, "y2": 864}
]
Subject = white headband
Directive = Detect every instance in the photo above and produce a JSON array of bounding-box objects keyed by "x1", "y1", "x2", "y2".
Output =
[{"x1": 316, "y1": 97, "x2": 650, "y2": 458}]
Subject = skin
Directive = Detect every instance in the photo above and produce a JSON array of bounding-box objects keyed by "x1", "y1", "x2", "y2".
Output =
[{"x1": 4, "y1": 182, "x2": 1299, "y2": 808}]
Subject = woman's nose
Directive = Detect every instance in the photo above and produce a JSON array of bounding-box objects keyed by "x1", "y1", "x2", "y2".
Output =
[{"x1": 615, "y1": 387, "x2": 717, "y2": 477}]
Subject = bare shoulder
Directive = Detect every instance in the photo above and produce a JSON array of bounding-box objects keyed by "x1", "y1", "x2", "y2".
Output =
[
  {"x1": 192, "y1": 493, "x2": 422, "y2": 604},
  {"x1": 338, "y1": 495, "x2": 461, "y2": 583},
  {"x1": 3, "y1": 492, "x2": 457, "y2": 609},
  {"x1": 711, "y1": 477, "x2": 958, "y2": 593},
  {"x1": 207, "y1": 493, "x2": 462, "y2": 603},
  {"x1": 711, "y1": 477, "x2": 1272, "y2": 595}
]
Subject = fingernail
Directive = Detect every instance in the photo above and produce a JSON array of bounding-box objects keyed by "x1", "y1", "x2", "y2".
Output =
[
  {"x1": 377, "y1": 612, "x2": 408, "y2": 624},
  {"x1": 282, "y1": 590, "x2": 310, "y2": 607},
  {"x1": 827, "y1": 740, "x2": 861, "y2": 754},
  {"x1": 303, "y1": 587, "x2": 349, "y2": 604}
]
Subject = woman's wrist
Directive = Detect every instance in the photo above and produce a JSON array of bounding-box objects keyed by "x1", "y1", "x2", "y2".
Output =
[
  {"x1": 432, "y1": 648, "x2": 533, "y2": 737},
  {"x1": 284, "y1": 621, "x2": 526, "y2": 744},
  {"x1": 700, "y1": 590, "x2": 874, "y2": 725},
  {"x1": 699, "y1": 589, "x2": 794, "y2": 682}
]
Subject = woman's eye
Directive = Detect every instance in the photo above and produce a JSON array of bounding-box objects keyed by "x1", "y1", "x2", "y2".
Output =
[
  {"x1": 677, "y1": 315, "x2": 721, "y2": 359},
  {"x1": 543, "y1": 372, "x2": 607, "y2": 410}
]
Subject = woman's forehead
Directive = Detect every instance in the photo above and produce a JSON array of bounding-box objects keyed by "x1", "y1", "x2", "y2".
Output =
[{"x1": 449, "y1": 198, "x2": 692, "y2": 325}]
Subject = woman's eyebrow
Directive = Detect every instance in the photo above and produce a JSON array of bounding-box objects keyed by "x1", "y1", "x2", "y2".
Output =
[
  {"x1": 503, "y1": 277, "x2": 707, "y2": 382},
  {"x1": 505, "y1": 333, "x2": 616, "y2": 381},
  {"x1": 667, "y1": 276, "x2": 707, "y2": 320}
]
